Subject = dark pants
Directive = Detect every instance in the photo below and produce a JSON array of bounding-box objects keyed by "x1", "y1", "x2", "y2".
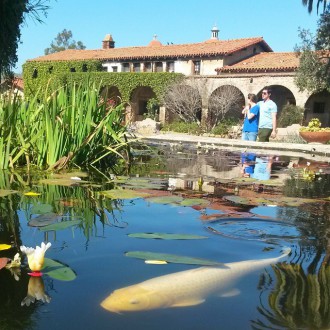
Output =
[{"x1": 258, "y1": 128, "x2": 272, "y2": 142}]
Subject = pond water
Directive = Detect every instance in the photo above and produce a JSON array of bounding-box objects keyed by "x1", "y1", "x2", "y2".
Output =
[{"x1": 0, "y1": 145, "x2": 330, "y2": 330}]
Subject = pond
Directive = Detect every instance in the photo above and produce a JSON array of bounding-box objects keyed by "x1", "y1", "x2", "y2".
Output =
[{"x1": 0, "y1": 145, "x2": 330, "y2": 330}]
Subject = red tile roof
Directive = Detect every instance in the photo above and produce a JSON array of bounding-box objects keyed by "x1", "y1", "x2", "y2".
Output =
[
  {"x1": 217, "y1": 52, "x2": 299, "y2": 73},
  {"x1": 28, "y1": 37, "x2": 273, "y2": 62},
  {"x1": 13, "y1": 77, "x2": 24, "y2": 90}
]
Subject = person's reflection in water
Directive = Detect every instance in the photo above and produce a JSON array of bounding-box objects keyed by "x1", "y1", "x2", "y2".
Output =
[
  {"x1": 251, "y1": 156, "x2": 274, "y2": 181},
  {"x1": 241, "y1": 153, "x2": 256, "y2": 178}
]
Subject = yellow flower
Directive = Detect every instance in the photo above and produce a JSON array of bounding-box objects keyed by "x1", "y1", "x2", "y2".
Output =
[{"x1": 20, "y1": 242, "x2": 51, "y2": 272}]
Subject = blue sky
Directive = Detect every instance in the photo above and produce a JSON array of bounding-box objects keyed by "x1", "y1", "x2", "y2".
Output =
[{"x1": 16, "y1": 0, "x2": 321, "y2": 73}]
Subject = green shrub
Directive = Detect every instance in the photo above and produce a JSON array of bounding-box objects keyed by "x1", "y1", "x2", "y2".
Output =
[
  {"x1": 211, "y1": 118, "x2": 240, "y2": 136},
  {"x1": 278, "y1": 104, "x2": 304, "y2": 128},
  {"x1": 161, "y1": 121, "x2": 202, "y2": 134}
]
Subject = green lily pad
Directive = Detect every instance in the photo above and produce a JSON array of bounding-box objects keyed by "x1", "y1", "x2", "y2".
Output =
[
  {"x1": 28, "y1": 213, "x2": 62, "y2": 227},
  {"x1": 146, "y1": 195, "x2": 184, "y2": 205},
  {"x1": 39, "y1": 219, "x2": 82, "y2": 231},
  {"x1": 100, "y1": 189, "x2": 151, "y2": 200},
  {"x1": 39, "y1": 178, "x2": 85, "y2": 186},
  {"x1": 179, "y1": 198, "x2": 210, "y2": 207},
  {"x1": 128, "y1": 232, "x2": 208, "y2": 240},
  {"x1": 120, "y1": 178, "x2": 167, "y2": 190},
  {"x1": 224, "y1": 195, "x2": 321, "y2": 207},
  {"x1": 125, "y1": 251, "x2": 227, "y2": 267},
  {"x1": 0, "y1": 189, "x2": 18, "y2": 197},
  {"x1": 30, "y1": 204, "x2": 53, "y2": 214},
  {"x1": 43, "y1": 258, "x2": 76, "y2": 281}
]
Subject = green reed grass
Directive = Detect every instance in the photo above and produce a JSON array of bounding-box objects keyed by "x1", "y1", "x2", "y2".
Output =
[{"x1": 0, "y1": 80, "x2": 130, "y2": 170}]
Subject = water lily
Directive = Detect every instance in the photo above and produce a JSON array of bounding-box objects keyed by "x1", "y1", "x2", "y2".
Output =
[
  {"x1": 20, "y1": 242, "x2": 51, "y2": 273},
  {"x1": 21, "y1": 276, "x2": 51, "y2": 306}
]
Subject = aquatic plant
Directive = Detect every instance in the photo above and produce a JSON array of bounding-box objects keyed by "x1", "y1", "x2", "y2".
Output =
[
  {"x1": 20, "y1": 242, "x2": 51, "y2": 273},
  {"x1": 0, "y1": 79, "x2": 131, "y2": 170}
]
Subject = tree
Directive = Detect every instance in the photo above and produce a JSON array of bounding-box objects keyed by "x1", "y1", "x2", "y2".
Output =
[
  {"x1": 163, "y1": 79, "x2": 244, "y2": 128},
  {"x1": 44, "y1": 29, "x2": 86, "y2": 55},
  {"x1": 0, "y1": 0, "x2": 49, "y2": 79},
  {"x1": 163, "y1": 81, "x2": 203, "y2": 125},
  {"x1": 295, "y1": 5, "x2": 330, "y2": 92},
  {"x1": 302, "y1": 0, "x2": 328, "y2": 13},
  {"x1": 208, "y1": 85, "x2": 244, "y2": 129}
]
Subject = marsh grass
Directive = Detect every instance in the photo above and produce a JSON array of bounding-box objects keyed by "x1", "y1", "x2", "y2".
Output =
[{"x1": 0, "y1": 80, "x2": 130, "y2": 170}]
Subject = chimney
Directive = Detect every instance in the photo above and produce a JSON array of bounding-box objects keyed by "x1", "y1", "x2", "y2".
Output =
[{"x1": 102, "y1": 34, "x2": 115, "y2": 49}]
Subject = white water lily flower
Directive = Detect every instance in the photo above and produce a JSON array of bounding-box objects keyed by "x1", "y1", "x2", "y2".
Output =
[
  {"x1": 21, "y1": 277, "x2": 51, "y2": 306},
  {"x1": 20, "y1": 242, "x2": 51, "y2": 272}
]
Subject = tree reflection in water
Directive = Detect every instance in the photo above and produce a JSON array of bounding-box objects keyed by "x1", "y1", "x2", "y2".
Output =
[{"x1": 252, "y1": 172, "x2": 330, "y2": 329}]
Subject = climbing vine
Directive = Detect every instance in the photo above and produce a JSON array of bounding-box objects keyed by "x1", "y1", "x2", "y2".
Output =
[{"x1": 23, "y1": 60, "x2": 184, "y2": 101}]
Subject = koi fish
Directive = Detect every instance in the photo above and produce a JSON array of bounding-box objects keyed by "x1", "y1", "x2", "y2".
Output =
[{"x1": 100, "y1": 248, "x2": 291, "y2": 313}]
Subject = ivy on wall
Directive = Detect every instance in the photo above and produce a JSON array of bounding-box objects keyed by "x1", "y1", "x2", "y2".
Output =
[{"x1": 23, "y1": 60, "x2": 184, "y2": 102}]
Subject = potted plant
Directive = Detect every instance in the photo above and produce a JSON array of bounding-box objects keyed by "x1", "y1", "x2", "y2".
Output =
[{"x1": 299, "y1": 118, "x2": 330, "y2": 144}]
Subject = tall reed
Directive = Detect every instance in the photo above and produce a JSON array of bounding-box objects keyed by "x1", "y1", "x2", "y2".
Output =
[{"x1": 0, "y1": 80, "x2": 131, "y2": 170}]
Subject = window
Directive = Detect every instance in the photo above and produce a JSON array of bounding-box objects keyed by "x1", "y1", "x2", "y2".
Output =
[
  {"x1": 112, "y1": 66, "x2": 118, "y2": 72},
  {"x1": 122, "y1": 63, "x2": 130, "y2": 72},
  {"x1": 48, "y1": 66, "x2": 53, "y2": 74},
  {"x1": 133, "y1": 63, "x2": 140, "y2": 72},
  {"x1": 82, "y1": 64, "x2": 88, "y2": 72},
  {"x1": 193, "y1": 61, "x2": 200, "y2": 75},
  {"x1": 155, "y1": 62, "x2": 163, "y2": 72},
  {"x1": 167, "y1": 61, "x2": 174, "y2": 72},
  {"x1": 144, "y1": 62, "x2": 152, "y2": 72},
  {"x1": 32, "y1": 69, "x2": 38, "y2": 78},
  {"x1": 313, "y1": 102, "x2": 325, "y2": 113},
  {"x1": 70, "y1": 68, "x2": 76, "y2": 72}
]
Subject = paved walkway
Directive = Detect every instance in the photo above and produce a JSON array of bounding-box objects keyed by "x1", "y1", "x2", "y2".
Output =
[{"x1": 136, "y1": 132, "x2": 330, "y2": 161}]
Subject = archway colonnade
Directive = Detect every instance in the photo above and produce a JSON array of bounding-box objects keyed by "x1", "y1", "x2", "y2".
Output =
[{"x1": 101, "y1": 75, "x2": 330, "y2": 127}]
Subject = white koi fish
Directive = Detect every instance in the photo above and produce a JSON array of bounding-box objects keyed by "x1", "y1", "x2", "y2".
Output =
[{"x1": 101, "y1": 248, "x2": 291, "y2": 313}]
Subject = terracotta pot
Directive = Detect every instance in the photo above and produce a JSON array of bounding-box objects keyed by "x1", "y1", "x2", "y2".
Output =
[{"x1": 299, "y1": 131, "x2": 330, "y2": 144}]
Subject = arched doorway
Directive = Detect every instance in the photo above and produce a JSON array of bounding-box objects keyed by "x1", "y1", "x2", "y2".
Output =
[
  {"x1": 208, "y1": 85, "x2": 245, "y2": 128},
  {"x1": 163, "y1": 84, "x2": 202, "y2": 124},
  {"x1": 305, "y1": 90, "x2": 330, "y2": 126},
  {"x1": 257, "y1": 85, "x2": 296, "y2": 118},
  {"x1": 100, "y1": 86, "x2": 122, "y2": 108},
  {"x1": 130, "y1": 86, "x2": 156, "y2": 121}
]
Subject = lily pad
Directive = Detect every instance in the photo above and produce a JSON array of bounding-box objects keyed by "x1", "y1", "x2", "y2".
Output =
[
  {"x1": 146, "y1": 195, "x2": 184, "y2": 205},
  {"x1": 30, "y1": 204, "x2": 53, "y2": 214},
  {"x1": 52, "y1": 171, "x2": 88, "y2": 179},
  {"x1": 179, "y1": 198, "x2": 210, "y2": 207},
  {"x1": 128, "y1": 232, "x2": 208, "y2": 240},
  {"x1": 223, "y1": 195, "x2": 321, "y2": 207},
  {"x1": 100, "y1": 189, "x2": 151, "y2": 200},
  {"x1": 29, "y1": 213, "x2": 63, "y2": 227},
  {"x1": 0, "y1": 258, "x2": 8, "y2": 270},
  {"x1": 120, "y1": 178, "x2": 168, "y2": 190},
  {"x1": 39, "y1": 219, "x2": 82, "y2": 231},
  {"x1": 125, "y1": 251, "x2": 227, "y2": 267},
  {"x1": 39, "y1": 178, "x2": 84, "y2": 187},
  {"x1": 42, "y1": 258, "x2": 76, "y2": 281},
  {"x1": 0, "y1": 244, "x2": 11, "y2": 251}
]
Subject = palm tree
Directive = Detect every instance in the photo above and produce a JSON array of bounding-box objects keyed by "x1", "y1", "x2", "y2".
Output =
[{"x1": 302, "y1": 0, "x2": 328, "y2": 13}]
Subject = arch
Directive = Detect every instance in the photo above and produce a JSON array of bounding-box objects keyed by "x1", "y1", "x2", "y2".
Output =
[
  {"x1": 163, "y1": 84, "x2": 202, "y2": 123},
  {"x1": 304, "y1": 90, "x2": 330, "y2": 126},
  {"x1": 208, "y1": 85, "x2": 245, "y2": 128},
  {"x1": 257, "y1": 85, "x2": 296, "y2": 118},
  {"x1": 130, "y1": 86, "x2": 157, "y2": 121},
  {"x1": 100, "y1": 86, "x2": 122, "y2": 105}
]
